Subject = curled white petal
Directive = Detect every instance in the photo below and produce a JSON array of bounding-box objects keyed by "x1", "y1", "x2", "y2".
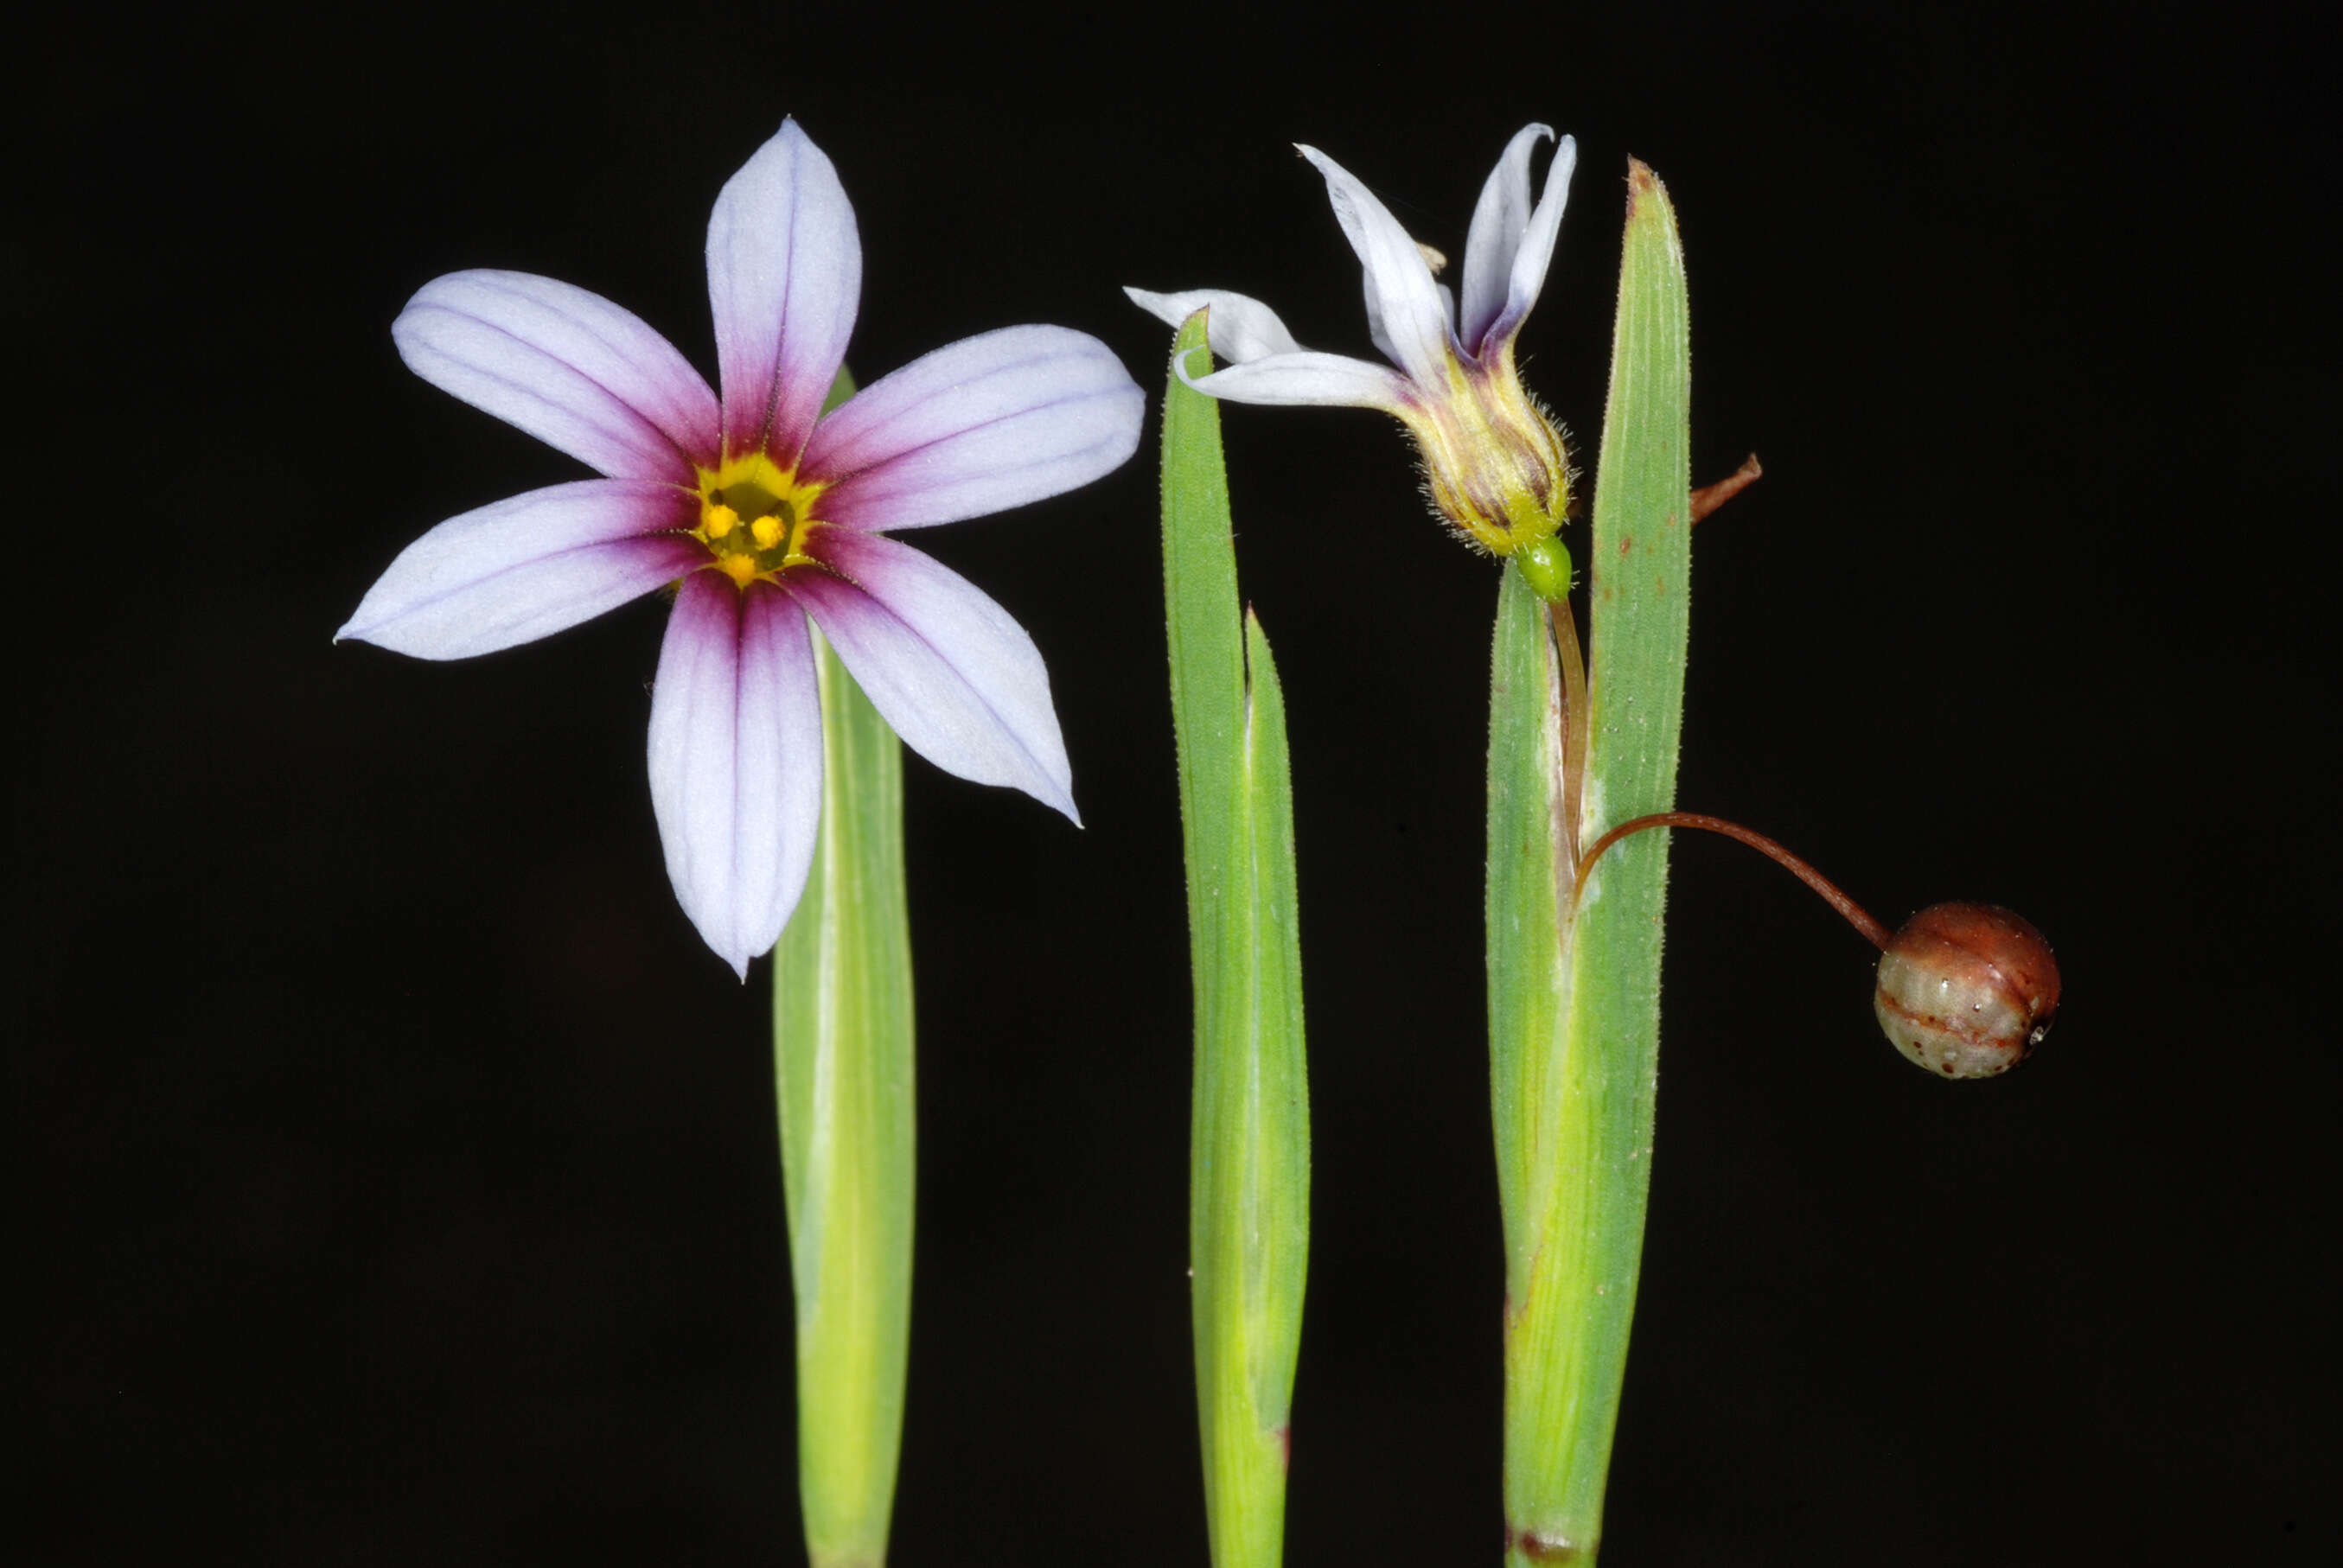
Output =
[
  {"x1": 648, "y1": 576, "x2": 824, "y2": 978},
  {"x1": 1297, "y1": 143, "x2": 1454, "y2": 386},
  {"x1": 801, "y1": 325, "x2": 1142, "y2": 532},
  {"x1": 707, "y1": 118, "x2": 862, "y2": 466},
  {"x1": 1122, "y1": 287, "x2": 1305, "y2": 363},
  {"x1": 1178, "y1": 349, "x2": 1411, "y2": 411},
  {"x1": 1485, "y1": 134, "x2": 1578, "y2": 354},
  {"x1": 335, "y1": 480, "x2": 702, "y2": 659},
  {"x1": 1460, "y1": 124, "x2": 1555, "y2": 355},
  {"x1": 791, "y1": 527, "x2": 1076, "y2": 822},
  {"x1": 1364, "y1": 276, "x2": 1458, "y2": 367}
]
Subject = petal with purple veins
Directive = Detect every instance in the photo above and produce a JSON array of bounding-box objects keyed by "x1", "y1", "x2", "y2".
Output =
[
  {"x1": 648, "y1": 575, "x2": 824, "y2": 978},
  {"x1": 801, "y1": 325, "x2": 1142, "y2": 532},
  {"x1": 335, "y1": 480, "x2": 704, "y2": 659},
  {"x1": 1459, "y1": 124, "x2": 1555, "y2": 356},
  {"x1": 789, "y1": 527, "x2": 1076, "y2": 822},
  {"x1": 706, "y1": 119, "x2": 861, "y2": 468},
  {"x1": 394, "y1": 271, "x2": 720, "y2": 480},
  {"x1": 1297, "y1": 143, "x2": 1455, "y2": 386}
]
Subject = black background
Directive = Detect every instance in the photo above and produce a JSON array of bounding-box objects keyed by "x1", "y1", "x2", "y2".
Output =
[{"x1": 22, "y1": 3, "x2": 2337, "y2": 1563}]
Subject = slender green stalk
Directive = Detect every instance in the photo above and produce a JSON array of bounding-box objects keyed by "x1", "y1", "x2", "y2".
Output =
[
  {"x1": 1488, "y1": 162, "x2": 1691, "y2": 1565},
  {"x1": 773, "y1": 633, "x2": 913, "y2": 1568},
  {"x1": 1159, "y1": 312, "x2": 1311, "y2": 1568},
  {"x1": 772, "y1": 374, "x2": 916, "y2": 1568}
]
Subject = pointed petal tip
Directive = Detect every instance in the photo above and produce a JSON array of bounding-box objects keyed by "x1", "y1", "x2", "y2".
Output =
[
  {"x1": 335, "y1": 482, "x2": 700, "y2": 661},
  {"x1": 393, "y1": 270, "x2": 720, "y2": 480},
  {"x1": 648, "y1": 577, "x2": 823, "y2": 993},
  {"x1": 332, "y1": 608, "x2": 390, "y2": 647},
  {"x1": 1122, "y1": 284, "x2": 1184, "y2": 324},
  {"x1": 1292, "y1": 140, "x2": 1455, "y2": 385},
  {"x1": 708, "y1": 116, "x2": 861, "y2": 464},
  {"x1": 792, "y1": 529, "x2": 1076, "y2": 819}
]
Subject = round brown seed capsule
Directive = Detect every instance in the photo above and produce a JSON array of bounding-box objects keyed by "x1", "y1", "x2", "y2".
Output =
[{"x1": 1873, "y1": 903, "x2": 2061, "y2": 1079}]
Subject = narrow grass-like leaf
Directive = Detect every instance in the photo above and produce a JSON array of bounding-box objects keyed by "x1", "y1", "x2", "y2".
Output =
[
  {"x1": 1160, "y1": 313, "x2": 1311, "y2": 1568},
  {"x1": 1491, "y1": 162, "x2": 1691, "y2": 1566},
  {"x1": 772, "y1": 372, "x2": 918, "y2": 1568},
  {"x1": 1487, "y1": 562, "x2": 1570, "y2": 1292}
]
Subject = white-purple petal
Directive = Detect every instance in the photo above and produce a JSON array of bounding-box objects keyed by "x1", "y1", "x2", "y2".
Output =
[
  {"x1": 1366, "y1": 277, "x2": 1459, "y2": 367},
  {"x1": 1297, "y1": 143, "x2": 1455, "y2": 387},
  {"x1": 648, "y1": 576, "x2": 824, "y2": 978},
  {"x1": 1178, "y1": 350, "x2": 1412, "y2": 411},
  {"x1": 706, "y1": 119, "x2": 861, "y2": 468},
  {"x1": 1122, "y1": 287, "x2": 1305, "y2": 364},
  {"x1": 801, "y1": 325, "x2": 1142, "y2": 532},
  {"x1": 336, "y1": 480, "x2": 704, "y2": 659},
  {"x1": 394, "y1": 271, "x2": 720, "y2": 480},
  {"x1": 789, "y1": 528, "x2": 1076, "y2": 822},
  {"x1": 1459, "y1": 124, "x2": 1554, "y2": 356},
  {"x1": 1484, "y1": 133, "x2": 1578, "y2": 355}
]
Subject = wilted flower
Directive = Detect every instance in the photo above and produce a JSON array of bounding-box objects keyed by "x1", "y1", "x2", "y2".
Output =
[
  {"x1": 342, "y1": 119, "x2": 1143, "y2": 975},
  {"x1": 1128, "y1": 124, "x2": 1578, "y2": 596}
]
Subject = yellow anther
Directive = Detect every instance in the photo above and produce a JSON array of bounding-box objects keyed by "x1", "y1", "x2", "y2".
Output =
[{"x1": 693, "y1": 451, "x2": 830, "y2": 593}]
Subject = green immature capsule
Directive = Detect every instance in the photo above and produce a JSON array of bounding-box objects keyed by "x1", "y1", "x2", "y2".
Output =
[
  {"x1": 1873, "y1": 903, "x2": 2061, "y2": 1080},
  {"x1": 1513, "y1": 535, "x2": 1574, "y2": 604}
]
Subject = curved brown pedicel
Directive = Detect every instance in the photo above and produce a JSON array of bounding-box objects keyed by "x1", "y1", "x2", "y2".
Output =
[{"x1": 1874, "y1": 903, "x2": 2060, "y2": 1079}]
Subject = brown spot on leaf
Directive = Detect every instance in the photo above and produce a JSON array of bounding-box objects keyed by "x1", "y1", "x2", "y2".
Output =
[{"x1": 1508, "y1": 1524, "x2": 1593, "y2": 1562}]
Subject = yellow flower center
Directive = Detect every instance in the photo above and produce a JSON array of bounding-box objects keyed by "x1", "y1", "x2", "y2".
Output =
[{"x1": 693, "y1": 452, "x2": 827, "y2": 589}]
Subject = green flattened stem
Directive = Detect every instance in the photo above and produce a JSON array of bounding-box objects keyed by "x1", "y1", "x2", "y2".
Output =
[
  {"x1": 1159, "y1": 313, "x2": 1312, "y2": 1568},
  {"x1": 1487, "y1": 163, "x2": 1691, "y2": 1566},
  {"x1": 772, "y1": 373, "x2": 916, "y2": 1568}
]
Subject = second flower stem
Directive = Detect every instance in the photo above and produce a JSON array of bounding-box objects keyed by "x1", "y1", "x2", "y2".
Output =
[{"x1": 773, "y1": 632, "x2": 916, "y2": 1568}]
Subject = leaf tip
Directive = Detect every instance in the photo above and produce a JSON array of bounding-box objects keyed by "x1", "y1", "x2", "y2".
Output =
[{"x1": 1626, "y1": 156, "x2": 1665, "y2": 208}]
